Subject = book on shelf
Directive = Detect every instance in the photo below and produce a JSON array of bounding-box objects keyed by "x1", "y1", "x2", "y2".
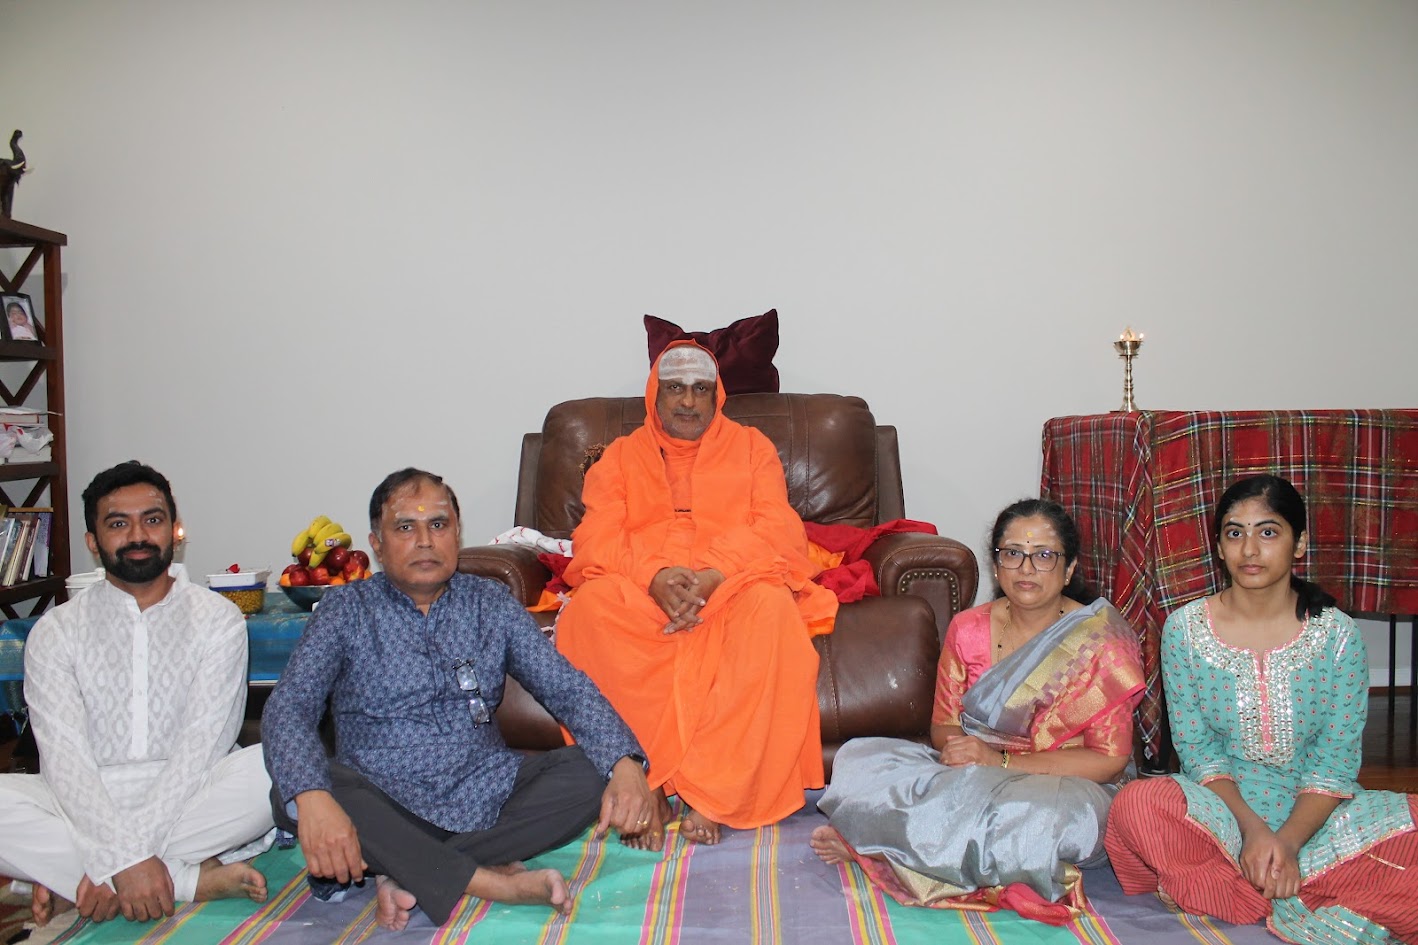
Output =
[
  {"x1": 0, "y1": 517, "x2": 16, "y2": 571},
  {"x1": 1, "y1": 514, "x2": 34, "y2": 585},
  {"x1": 0, "y1": 516, "x2": 21, "y2": 585},
  {"x1": 31, "y1": 509, "x2": 51, "y2": 577},
  {"x1": 19, "y1": 529, "x2": 38, "y2": 583},
  {"x1": 0, "y1": 507, "x2": 51, "y2": 584},
  {"x1": 0, "y1": 407, "x2": 52, "y2": 426}
]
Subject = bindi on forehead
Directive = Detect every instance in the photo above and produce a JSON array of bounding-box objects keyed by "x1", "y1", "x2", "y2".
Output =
[
  {"x1": 1221, "y1": 516, "x2": 1289, "y2": 540},
  {"x1": 1003, "y1": 518, "x2": 1060, "y2": 545},
  {"x1": 390, "y1": 499, "x2": 450, "y2": 516},
  {"x1": 383, "y1": 482, "x2": 455, "y2": 521}
]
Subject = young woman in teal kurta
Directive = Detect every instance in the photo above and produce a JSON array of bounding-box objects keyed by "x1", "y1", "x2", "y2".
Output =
[{"x1": 1104, "y1": 475, "x2": 1418, "y2": 945}]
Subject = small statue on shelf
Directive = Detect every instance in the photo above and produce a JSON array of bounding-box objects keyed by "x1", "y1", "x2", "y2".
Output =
[{"x1": 1, "y1": 130, "x2": 29, "y2": 219}]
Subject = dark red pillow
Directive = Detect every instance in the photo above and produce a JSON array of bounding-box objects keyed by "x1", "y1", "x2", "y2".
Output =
[{"x1": 644, "y1": 309, "x2": 780, "y2": 396}]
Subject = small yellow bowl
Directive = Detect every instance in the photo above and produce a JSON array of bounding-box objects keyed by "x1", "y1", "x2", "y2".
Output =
[
  {"x1": 214, "y1": 585, "x2": 266, "y2": 615},
  {"x1": 208, "y1": 569, "x2": 271, "y2": 615}
]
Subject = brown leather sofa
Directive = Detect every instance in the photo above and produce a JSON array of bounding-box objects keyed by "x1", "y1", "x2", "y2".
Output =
[{"x1": 458, "y1": 392, "x2": 979, "y2": 777}]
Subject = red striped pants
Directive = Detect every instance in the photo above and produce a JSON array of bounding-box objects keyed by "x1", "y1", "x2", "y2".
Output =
[{"x1": 1104, "y1": 777, "x2": 1418, "y2": 940}]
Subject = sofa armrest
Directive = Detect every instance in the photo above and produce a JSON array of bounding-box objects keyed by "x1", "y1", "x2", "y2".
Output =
[
  {"x1": 457, "y1": 545, "x2": 552, "y2": 607},
  {"x1": 816, "y1": 594, "x2": 938, "y2": 780},
  {"x1": 860, "y1": 533, "x2": 979, "y2": 643}
]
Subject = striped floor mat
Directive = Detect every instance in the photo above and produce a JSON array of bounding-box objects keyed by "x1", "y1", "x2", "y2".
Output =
[{"x1": 27, "y1": 799, "x2": 1279, "y2": 945}]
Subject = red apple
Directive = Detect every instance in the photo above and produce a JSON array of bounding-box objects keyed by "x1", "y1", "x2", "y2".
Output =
[
  {"x1": 309, "y1": 566, "x2": 332, "y2": 586},
  {"x1": 297, "y1": 546, "x2": 314, "y2": 567},
  {"x1": 282, "y1": 563, "x2": 303, "y2": 577},
  {"x1": 288, "y1": 568, "x2": 311, "y2": 586},
  {"x1": 325, "y1": 546, "x2": 351, "y2": 572},
  {"x1": 351, "y1": 550, "x2": 370, "y2": 570},
  {"x1": 342, "y1": 558, "x2": 363, "y2": 581}
]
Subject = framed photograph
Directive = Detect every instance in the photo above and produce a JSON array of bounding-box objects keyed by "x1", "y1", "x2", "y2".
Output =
[{"x1": 1, "y1": 293, "x2": 40, "y2": 343}]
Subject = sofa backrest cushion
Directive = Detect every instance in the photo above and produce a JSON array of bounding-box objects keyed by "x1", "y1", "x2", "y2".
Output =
[{"x1": 527, "y1": 393, "x2": 887, "y2": 539}]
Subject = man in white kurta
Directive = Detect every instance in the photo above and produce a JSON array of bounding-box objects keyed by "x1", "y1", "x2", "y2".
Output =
[{"x1": 0, "y1": 462, "x2": 274, "y2": 925}]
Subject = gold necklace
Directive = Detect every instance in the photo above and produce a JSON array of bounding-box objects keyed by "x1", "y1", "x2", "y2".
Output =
[{"x1": 996, "y1": 602, "x2": 1065, "y2": 652}]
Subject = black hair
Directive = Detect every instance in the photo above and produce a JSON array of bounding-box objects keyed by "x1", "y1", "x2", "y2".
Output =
[
  {"x1": 989, "y1": 498, "x2": 1094, "y2": 604},
  {"x1": 1211, "y1": 474, "x2": 1336, "y2": 619},
  {"x1": 368, "y1": 467, "x2": 461, "y2": 532},
  {"x1": 82, "y1": 461, "x2": 177, "y2": 535}
]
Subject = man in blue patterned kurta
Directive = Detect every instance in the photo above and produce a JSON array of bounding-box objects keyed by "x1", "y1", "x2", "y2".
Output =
[{"x1": 262, "y1": 468, "x2": 652, "y2": 931}]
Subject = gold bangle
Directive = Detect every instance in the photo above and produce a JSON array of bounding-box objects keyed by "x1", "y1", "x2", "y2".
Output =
[{"x1": 1000, "y1": 750, "x2": 1010, "y2": 769}]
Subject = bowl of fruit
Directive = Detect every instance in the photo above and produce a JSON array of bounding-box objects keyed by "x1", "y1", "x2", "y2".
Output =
[
  {"x1": 280, "y1": 515, "x2": 374, "y2": 611},
  {"x1": 280, "y1": 583, "x2": 330, "y2": 611}
]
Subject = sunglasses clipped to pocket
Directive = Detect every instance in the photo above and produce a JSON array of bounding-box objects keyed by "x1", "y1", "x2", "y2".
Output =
[{"x1": 453, "y1": 659, "x2": 492, "y2": 725}]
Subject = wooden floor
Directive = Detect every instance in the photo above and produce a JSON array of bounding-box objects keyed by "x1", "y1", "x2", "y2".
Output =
[
  {"x1": 1359, "y1": 690, "x2": 1418, "y2": 792},
  {"x1": 3, "y1": 693, "x2": 1417, "y2": 789}
]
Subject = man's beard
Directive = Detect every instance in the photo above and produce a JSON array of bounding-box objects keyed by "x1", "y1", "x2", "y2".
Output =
[{"x1": 99, "y1": 541, "x2": 173, "y2": 584}]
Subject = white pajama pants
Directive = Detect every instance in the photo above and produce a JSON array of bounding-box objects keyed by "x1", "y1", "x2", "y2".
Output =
[{"x1": 0, "y1": 744, "x2": 275, "y2": 901}]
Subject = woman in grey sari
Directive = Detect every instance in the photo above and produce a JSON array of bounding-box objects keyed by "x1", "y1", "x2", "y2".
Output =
[{"x1": 813, "y1": 499, "x2": 1145, "y2": 923}]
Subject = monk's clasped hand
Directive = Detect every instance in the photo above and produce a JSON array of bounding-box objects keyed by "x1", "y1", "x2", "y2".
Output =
[{"x1": 651, "y1": 567, "x2": 707, "y2": 633}]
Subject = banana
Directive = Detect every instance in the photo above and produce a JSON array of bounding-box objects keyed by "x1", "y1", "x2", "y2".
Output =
[
  {"x1": 308, "y1": 520, "x2": 348, "y2": 569},
  {"x1": 292, "y1": 515, "x2": 335, "y2": 556},
  {"x1": 294, "y1": 517, "x2": 354, "y2": 569},
  {"x1": 312, "y1": 520, "x2": 345, "y2": 547},
  {"x1": 319, "y1": 531, "x2": 353, "y2": 550},
  {"x1": 291, "y1": 526, "x2": 314, "y2": 556}
]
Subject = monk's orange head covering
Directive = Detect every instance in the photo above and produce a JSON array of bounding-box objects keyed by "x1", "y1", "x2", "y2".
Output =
[{"x1": 646, "y1": 340, "x2": 727, "y2": 450}]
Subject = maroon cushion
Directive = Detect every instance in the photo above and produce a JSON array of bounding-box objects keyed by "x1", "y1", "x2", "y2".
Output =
[{"x1": 644, "y1": 309, "x2": 780, "y2": 396}]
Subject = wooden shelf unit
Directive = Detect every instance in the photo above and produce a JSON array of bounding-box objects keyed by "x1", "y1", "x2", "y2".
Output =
[{"x1": 0, "y1": 218, "x2": 69, "y2": 619}]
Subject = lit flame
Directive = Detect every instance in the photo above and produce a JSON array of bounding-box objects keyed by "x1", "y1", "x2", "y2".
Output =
[{"x1": 1118, "y1": 326, "x2": 1144, "y2": 343}]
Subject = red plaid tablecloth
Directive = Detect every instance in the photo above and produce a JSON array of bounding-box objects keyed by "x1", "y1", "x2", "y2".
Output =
[{"x1": 1041, "y1": 409, "x2": 1418, "y2": 767}]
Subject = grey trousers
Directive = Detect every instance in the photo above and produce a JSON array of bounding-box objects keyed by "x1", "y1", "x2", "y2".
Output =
[{"x1": 273, "y1": 747, "x2": 604, "y2": 925}]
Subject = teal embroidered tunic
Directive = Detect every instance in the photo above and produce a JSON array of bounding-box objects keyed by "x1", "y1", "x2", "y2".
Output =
[{"x1": 1162, "y1": 600, "x2": 1414, "y2": 941}]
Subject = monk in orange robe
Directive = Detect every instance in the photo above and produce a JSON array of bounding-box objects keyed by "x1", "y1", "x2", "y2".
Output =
[{"x1": 556, "y1": 341, "x2": 838, "y2": 848}]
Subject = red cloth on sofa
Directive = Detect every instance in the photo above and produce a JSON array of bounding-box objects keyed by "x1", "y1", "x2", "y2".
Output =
[
  {"x1": 538, "y1": 552, "x2": 573, "y2": 595},
  {"x1": 536, "y1": 519, "x2": 937, "y2": 605},
  {"x1": 804, "y1": 519, "x2": 938, "y2": 603}
]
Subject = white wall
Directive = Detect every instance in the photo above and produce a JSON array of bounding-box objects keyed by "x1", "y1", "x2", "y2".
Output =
[{"x1": 2, "y1": 1, "x2": 1414, "y2": 679}]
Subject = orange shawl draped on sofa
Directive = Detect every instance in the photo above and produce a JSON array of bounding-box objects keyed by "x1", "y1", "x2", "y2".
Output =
[{"x1": 556, "y1": 342, "x2": 838, "y2": 829}]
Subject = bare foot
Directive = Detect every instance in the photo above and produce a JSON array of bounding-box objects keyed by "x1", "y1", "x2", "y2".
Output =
[
  {"x1": 467, "y1": 867, "x2": 572, "y2": 915},
  {"x1": 195, "y1": 858, "x2": 268, "y2": 904},
  {"x1": 623, "y1": 789, "x2": 673, "y2": 853},
  {"x1": 376, "y1": 875, "x2": 418, "y2": 931},
  {"x1": 681, "y1": 808, "x2": 722, "y2": 845},
  {"x1": 810, "y1": 824, "x2": 853, "y2": 865},
  {"x1": 31, "y1": 884, "x2": 75, "y2": 927}
]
